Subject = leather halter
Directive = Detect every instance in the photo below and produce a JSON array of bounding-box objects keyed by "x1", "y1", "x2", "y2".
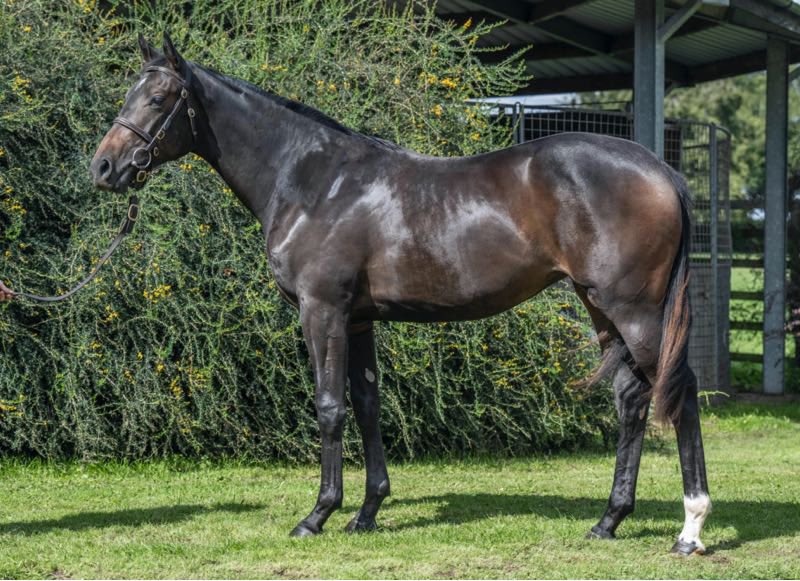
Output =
[
  {"x1": 113, "y1": 64, "x2": 198, "y2": 183},
  {"x1": 8, "y1": 66, "x2": 197, "y2": 303}
]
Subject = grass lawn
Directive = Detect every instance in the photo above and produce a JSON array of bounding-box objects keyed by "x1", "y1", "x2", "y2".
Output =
[{"x1": 1, "y1": 402, "x2": 798, "y2": 579}]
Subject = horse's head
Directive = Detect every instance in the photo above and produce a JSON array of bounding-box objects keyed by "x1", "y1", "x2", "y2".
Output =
[{"x1": 90, "y1": 33, "x2": 196, "y2": 193}]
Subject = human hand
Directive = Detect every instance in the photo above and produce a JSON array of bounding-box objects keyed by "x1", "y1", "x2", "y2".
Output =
[{"x1": 0, "y1": 280, "x2": 15, "y2": 301}]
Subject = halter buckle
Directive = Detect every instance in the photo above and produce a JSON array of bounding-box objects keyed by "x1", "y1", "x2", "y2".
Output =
[
  {"x1": 181, "y1": 88, "x2": 188, "y2": 99},
  {"x1": 136, "y1": 170, "x2": 148, "y2": 183},
  {"x1": 127, "y1": 203, "x2": 140, "y2": 222},
  {"x1": 153, "y1": 146, "x2": 160, "y2": 158},
  {"x1": 156, "y1": 129, "x2": 165, "y2": 141}
]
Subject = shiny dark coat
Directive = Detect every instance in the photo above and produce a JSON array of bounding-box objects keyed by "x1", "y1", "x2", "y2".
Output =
[{"x1": 90, "y1": 34, "x2": 710, "y2": 553}]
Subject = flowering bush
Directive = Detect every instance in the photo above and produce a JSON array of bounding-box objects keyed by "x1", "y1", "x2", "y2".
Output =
[{"x1": 0, "y1": 0, "x2": 615, "y2": 460}]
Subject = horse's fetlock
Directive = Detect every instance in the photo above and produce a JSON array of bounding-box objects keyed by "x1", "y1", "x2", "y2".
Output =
[
  {"x1": 373, "y1": 478, "x2": 390, "y2": 498},
  {"x1": 318, "y1": 490, "x2": 343, "y2": 511},
  {"x1": 611, "y1": 500, "x2": 635, "y2": 519}
]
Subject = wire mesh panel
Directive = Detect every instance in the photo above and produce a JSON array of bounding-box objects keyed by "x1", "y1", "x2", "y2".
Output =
[{"x1": 491, "y1": 104, "x2": 732, "y2": 392}]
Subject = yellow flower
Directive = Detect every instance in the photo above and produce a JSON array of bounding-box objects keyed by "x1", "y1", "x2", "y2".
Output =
[
  {"x1": 0, "y1": 146, "x2": 5, "y2": 158},
  {"x1": 170, "y1": 377, "x2": 182, "y2": 399},
  {"x1": 198, "y1": 224, "x2": 211, "y2": 235},
  {"x1": 432, "y1": 104, "x2": 443, "y2": 117},
  {"x1": 419, "y1": 72, "x2": 438, "y2": 85},
  {"x1": 103, "y1": 305, "x2": 119, "y2": 323},
  {"x1": 21, "y1": 25, "x2": 31, "y2": 33},
  {"x1": 143, "y1": 284, "x2": 172, "y2": 303},
  {"x1": 462, "y1": 17, "x2": 472, "y2": 30},
  {"x1": 156, "y1": 363, "x2": 165, "y2": 373},
  {"x1": 393, "y1": 77, "x2": 401, "y2": 86},
  {"x1": 440, "y1": 77, "x2": 458, "y2": 89},
  {"x1": 470, "y1": 132, "x2": 481, "y2": 141},
  {"x1": 328, "y1": 82, "x2": 337, "y2": 92},
  {"x1": 96, "y1": 36, "x2": 105, "y2": 45}
]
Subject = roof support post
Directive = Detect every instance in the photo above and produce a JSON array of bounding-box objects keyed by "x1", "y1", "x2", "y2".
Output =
[
  {"x1": 634, "y1": 0, "x2": 665, "y2": 158},
  {"x1": 763, "y1": 36, "x2": 789, "y2": 395}
]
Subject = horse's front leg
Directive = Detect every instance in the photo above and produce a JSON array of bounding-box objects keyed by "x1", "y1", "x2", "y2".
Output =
[{"x1": 290, "y1": 296, "x2": 350, "y2": 537}]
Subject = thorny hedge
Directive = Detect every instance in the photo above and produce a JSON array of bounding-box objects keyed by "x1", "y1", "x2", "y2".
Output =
[{"x1": 0, "y1": 0, "x2": 616, "y2": 461}]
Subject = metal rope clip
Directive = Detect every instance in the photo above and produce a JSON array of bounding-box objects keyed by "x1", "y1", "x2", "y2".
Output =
[{"x1": 131, "y1": 147, "x2": 152, "y2": 170}]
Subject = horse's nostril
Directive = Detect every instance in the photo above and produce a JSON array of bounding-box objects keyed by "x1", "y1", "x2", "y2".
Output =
[{"x1": 98, "y1": 158, "x2": 112, "y2": 179}]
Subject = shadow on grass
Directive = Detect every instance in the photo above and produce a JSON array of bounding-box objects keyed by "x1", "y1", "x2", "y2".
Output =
[
  {"x1": 387, "y1": 493, "x2": 800, "y2": 552},
  {"x1": 0, "y1": 502, "x2": 264, "y2": 536}
]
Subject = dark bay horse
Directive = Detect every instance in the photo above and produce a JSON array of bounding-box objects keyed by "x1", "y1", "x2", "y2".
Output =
[{"x1": 90, "y1": 34, "x2": 710, "y2": 554}]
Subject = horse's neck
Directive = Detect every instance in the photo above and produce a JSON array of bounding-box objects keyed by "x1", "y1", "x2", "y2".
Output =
[{"x1": 191, "y1": 66, "x2": 345, "y2": 223}]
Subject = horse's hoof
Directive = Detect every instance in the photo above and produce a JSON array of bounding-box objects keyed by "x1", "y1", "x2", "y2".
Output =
[
  {"x1": 586, "y1": 525, "x2": 615, "y2": 540},
  {"x1": 345, "y1": 516, "x2": 378, "y2": 533},
  {"x1": 671, "y1": 539, "x2": 705, "y2": 556},
  {"x1": 289, "y1": 522, "x2": 320, "y2": 538}
]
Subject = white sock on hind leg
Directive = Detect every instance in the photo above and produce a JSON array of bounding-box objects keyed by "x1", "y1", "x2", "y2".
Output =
[{"x1": 678, "y1": 493, "x2": 712, "y2": 553}]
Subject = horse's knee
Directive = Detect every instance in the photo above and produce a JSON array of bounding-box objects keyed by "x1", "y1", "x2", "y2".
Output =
[{"x1": 316, "y1": 399, "x2": 346, "y2": 436}]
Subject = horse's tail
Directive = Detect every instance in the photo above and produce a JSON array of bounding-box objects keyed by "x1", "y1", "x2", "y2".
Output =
[{"x1": 652, "y1": 165, "x2": 693, "y2": 425}]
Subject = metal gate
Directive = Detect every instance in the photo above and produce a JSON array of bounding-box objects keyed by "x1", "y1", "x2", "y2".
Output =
[{"x1": 493, "y1": 104, "x2": 732, "y2": 392}]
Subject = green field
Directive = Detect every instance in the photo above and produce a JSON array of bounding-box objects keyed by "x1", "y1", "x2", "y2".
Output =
[{"x1": 0, "y1": 402, "x2": 798, "y2": 579}]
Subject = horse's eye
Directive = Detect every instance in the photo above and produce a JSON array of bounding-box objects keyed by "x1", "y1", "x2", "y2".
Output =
[{"x1": 150, "y1": 95, "x2": 165, "y2": 106}]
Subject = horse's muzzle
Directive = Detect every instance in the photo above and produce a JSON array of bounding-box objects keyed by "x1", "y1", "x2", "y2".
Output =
[{"x1": 90, "y1": 155, "x2": 117, "y2": 191}]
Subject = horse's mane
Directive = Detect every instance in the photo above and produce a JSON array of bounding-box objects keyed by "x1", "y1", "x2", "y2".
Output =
[{"x1": 182, "y1": 61, "x2": 402, "y2": 151}]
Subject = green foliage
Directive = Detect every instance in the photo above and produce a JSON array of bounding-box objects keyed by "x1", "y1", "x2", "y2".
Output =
[{"x1": 0, "y1": 0, "x2": 614, "y2": 461}]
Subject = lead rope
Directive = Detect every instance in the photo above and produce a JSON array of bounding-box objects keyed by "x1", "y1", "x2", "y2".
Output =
[{"x1": 7, "y1": 196, "x2": 139, "y2": 303}]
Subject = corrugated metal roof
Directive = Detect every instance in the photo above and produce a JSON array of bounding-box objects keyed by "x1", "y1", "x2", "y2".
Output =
[
  {"x1": 562, "y1": 0, "x2": 635, "y2": 35},
  {"x1": 415, "y1": 0, "x2": 800, "y2": 93},
  {"x1": 528, "y1": 55, "x2": 629, "y2": 77},
  {"x1": 480, "y1": 23, "x2": 552, "y2": 46},
  {"x1": 668, "y1": 23, "x2": 766, "y2": 66}
]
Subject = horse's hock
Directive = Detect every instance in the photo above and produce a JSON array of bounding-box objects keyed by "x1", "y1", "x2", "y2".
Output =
[{"x1": 498, "y1": 104, "x2": 732, "y2": 394}]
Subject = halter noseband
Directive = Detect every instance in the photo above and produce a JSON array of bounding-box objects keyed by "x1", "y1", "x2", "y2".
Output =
[{"x1": 113, "y1": 64, "x2": 198, "y2": 184}]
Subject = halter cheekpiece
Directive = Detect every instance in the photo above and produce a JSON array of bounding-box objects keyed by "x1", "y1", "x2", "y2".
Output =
[{"x1": 112, "y1": 64, "x2": 198, "y2": 184}]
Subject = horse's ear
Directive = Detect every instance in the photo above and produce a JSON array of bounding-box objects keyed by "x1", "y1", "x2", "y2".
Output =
[
  {"x1": 162, "y1": 32, "x2": 184, "y2": 70},
  {"x1": 138, "y1": 33, "x2": 157, "y2": 63}
]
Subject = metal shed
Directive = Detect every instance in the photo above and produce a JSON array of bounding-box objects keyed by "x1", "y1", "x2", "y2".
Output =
[{"x1": 416, "y1": 0, "x2": 800, "y2": 395}]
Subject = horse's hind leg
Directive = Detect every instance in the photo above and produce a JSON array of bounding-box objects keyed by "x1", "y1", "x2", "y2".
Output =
[
  {"x1": 670, "y1": 368, "x2": 711, "y2": 555},
  {"x1": 603, "y1": 301, "x2": 711, "y2": 553},
  {"x1": 344, "y1": 323, "x2": 391, "y2": 532},
  {"x1": 576, "y1": 288, "x2": 651, "y2": 539},
  {"x1": 589, "y1": 360, "x2": 652, "y2": 539}
]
